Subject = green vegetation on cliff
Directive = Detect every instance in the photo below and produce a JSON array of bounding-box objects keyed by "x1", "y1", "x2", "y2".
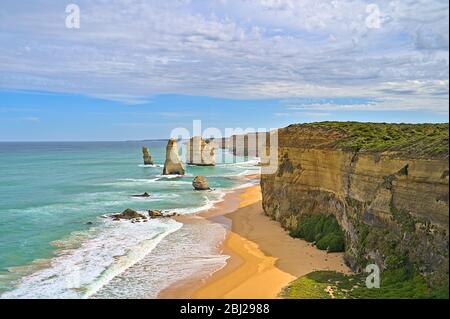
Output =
[
  {"x1": 282, "y1": 269, "x2": 449, "y2": 299},
  {"x1": 289, "y1": 215, "x2": 345, "y2": 252},
  {"x1": 307, "y1": 122, "x2": 449, "y2": 158}
]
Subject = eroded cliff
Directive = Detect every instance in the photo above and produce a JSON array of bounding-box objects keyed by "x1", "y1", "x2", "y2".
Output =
[{"x1": 261, "y1": 122, "x2": 449, "y2": 285}]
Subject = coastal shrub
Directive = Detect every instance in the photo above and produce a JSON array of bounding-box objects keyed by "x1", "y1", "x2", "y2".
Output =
[
  {"x1": 304, "y1": 122, "x2": 449, "y2": 158},
  {"x1": 282, "y1": 268, "x2": 449, "y2": 299},
  {"x1": 290, "y1": 214, "x2": 345, "y2": 253},
  {"x1": 316, "y1": 233, "x2": 345, "y2": 252}
]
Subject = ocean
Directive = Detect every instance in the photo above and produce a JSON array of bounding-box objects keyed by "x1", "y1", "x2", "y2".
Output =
[{"x1": 0, "y1": 141, "x2": 259, "y2": 298}]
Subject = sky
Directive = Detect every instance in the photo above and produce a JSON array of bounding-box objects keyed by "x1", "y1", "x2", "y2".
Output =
[{"x1": 0, "y1": 0, "x2": 448, "y2": 141}]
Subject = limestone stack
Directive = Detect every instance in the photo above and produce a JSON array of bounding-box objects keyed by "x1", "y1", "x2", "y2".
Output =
[
  {"x1": 186, "y1": 137, "x2": 216, "y2": 166},
  {"x1": 163, "y1": 139, "x2": 185, "y2": 175},
  {"x1": 142, "y1": 146, "x2": 154, "y2": 165}
]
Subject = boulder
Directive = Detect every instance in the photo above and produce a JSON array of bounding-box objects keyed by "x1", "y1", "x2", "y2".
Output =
[
  {"x1": 142, "y1": 147, "x2": 154, "y2": 165},
  {"x1": 193, "y1": 176, "x2": 210, "y2": 191},
  {"x1": 163, "y1": 139, "x2": 185, "y2": 175},
  {"x1": 112, "y1": 208, "x2": 146, "y2": 220},
  {"x1": 148, "y1": 210, "x2": 163, "y2": 218},
  {"x1": 186, "y1": 137, "x2": 216, "y2": 166}
]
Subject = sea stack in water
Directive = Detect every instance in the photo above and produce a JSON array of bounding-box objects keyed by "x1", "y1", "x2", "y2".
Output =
[
  {"x1": 186, "y1": 137, "x2": 216, "y2": 166},
  {"x1": 163, "y1": 138, "x2": 185, "y2": 175},
  {"x1": 142, "y1": 147, "x2": 154, "y2": 165},
  {"x1": 192, "y1": 176, "x2": 210, "y2": 191}
]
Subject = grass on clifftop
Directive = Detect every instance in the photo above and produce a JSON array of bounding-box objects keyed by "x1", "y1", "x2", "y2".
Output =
[
  {"x1": 307, "y1": 122, "x2": 449, "y2": 158},
  {"x1": 282, "y1": 269, "x2": 449, "y2": 299},
  {"x1": 289, "y1": 214, "x2": 345, "y2": 253}
]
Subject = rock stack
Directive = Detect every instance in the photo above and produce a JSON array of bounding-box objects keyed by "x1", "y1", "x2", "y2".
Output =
[
  {"x1": 163, "y1": 138, "x2": 185, "y2": 175},
  {"x1": 186, "y1": 137, "x2": 216, "y2": 166},
  {"x1": 142, "y1": 146, "x2": 154, "y2": 165},
  {"x1": 192, "y1": 176, "x2": 210, "y2": 190}
]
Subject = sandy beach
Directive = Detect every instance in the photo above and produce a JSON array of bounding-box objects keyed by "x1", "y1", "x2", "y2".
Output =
[{"x1": 159, "y1": 178, "x2": 350, "y2": 299}]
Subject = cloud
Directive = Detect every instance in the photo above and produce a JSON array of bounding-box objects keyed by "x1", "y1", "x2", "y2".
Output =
[
  {"x1": 275, "y1": 111, "x2": 332, "y2": 117},
  {"x1": 22, "y1": 117, "x2": 40, "y2": 123},
  {"x1": 0, "y1": 0, "x2": 447, "y2": 112}
]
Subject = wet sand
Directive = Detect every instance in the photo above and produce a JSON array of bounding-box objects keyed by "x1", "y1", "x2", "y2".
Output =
[{"x1": 159, "y1": 182, "x2": 350, "y2": 299}]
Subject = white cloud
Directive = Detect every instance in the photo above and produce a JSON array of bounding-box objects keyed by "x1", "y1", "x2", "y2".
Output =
[
  {"x1": 22, "y1": 117, "x2": 40, "y2": 123},
  {"x1": 275, "y1": 111, "x2": 332, "y2": 117},
  {"x1": 0, "y1": 0, "x2": 447, "y2": 113}
]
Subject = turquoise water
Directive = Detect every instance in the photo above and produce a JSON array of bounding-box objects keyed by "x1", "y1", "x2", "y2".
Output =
[{"x1": 0, "y1": 141, "x2": 258, "y2": 297}]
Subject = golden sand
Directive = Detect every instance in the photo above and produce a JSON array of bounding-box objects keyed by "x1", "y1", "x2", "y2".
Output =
[{"x1": 159, "y1": 183, "x2": 350, "y2": 299}]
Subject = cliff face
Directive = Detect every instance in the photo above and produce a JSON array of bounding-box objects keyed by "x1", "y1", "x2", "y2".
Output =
[
  {"x1": 261, "y1": 123, "x2": 449, "y2": 280},
  {"x1": 220, "y1": 132, "x2": 270, "y2": 157},
  {"x1": 186, "y1": 137, "x2": 216, "y2": 166}
]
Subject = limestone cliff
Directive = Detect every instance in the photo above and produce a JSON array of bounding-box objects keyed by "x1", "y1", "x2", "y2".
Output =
[
  {"x1": 163, "y1": 139, "x2": 185, "y2": 175},
  {"x1": 260, "y1": 122, "x2": 449, "y2": 283},
  {"x1": 220, "y1": 132, "x2": 270, "y2": 157},
  {"x1": 186, "y1": 137, "x2": 216, "y2": 166}
]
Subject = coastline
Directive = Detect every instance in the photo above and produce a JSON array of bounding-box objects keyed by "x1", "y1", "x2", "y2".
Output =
[
  {"x1": 159, "y1": 177, "x2": 350, "y2": 299},
  {"x1": 0, "y1": 152, "x2": 262, "y2": 298}
]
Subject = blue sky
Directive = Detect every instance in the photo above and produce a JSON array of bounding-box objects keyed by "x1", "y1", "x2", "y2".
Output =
[
  {"x1": 1, "y1": 90, "x2": 446, "y2": 141},
  {"x1": 0, "y1": 1, "x2": 448, "y2": 141}
]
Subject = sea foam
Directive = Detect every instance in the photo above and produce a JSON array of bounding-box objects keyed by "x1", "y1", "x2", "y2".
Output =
[{"x1": 1, "y1": 218, "x2": 182, "y2": 299}]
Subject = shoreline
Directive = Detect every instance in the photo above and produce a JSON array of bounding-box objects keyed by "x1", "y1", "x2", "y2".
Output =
[{"x1": 159, "y1": 178, "x2": 350, "y2": 299}]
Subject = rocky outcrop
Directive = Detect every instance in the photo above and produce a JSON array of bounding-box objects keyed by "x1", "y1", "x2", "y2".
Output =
[
  {"x1": 148, "y1": 210, "x2": 163, "y2": 218},
  {"x1": 192, "y1": 176, "x2": 210, "y2": 190},
  {"x1": 111, "y1": 208, "x2": 146, "y2": 221},
  {"x1": 111, "y1": 208, "x2": 178, "y2": 221},
  {"x1": 142, "y1": 147, "x2": 154, "y2": 165},
  {"x1": 163, "y1": 139, "x2": 185, "y2": 175},
  {"x1": 186, "y1": 137, "x2": 216, "y2": 166},
  {"x1": 260, "y1": 123, "x2": 449, "y2": 284},
  {"x1": 132, "y1": 192, "x2": 151, "y2": 198}
]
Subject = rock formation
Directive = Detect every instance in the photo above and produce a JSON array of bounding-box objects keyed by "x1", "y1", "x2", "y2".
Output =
[
  {"x1": 148, "y1": 210, "x2": 163, "y2": 218},
  {"x1": 260, "y1": 123, "x2": 449, "y2": 287},
  {"x1": 111, "y1": 208, "x2": 146, "y2": 221},
  {"x1": 163, "y1": 139, "x2": 185, "y2": 175},
  {"x1": 142, "y1": 147, "x2": 154, "y2": 165},
  {"x1": 192, "y1": 176, "x2": 210, "y2": 190},
  {"x1": 132, "y1": 192, "x2": 151, "y2": 198},
  {"x1": 219, "y1": 132, "x2": 270, "y2": 157},
  {"x1": 111, "y1": 208, "x2": 177, "y2": 221},
  {"x1": 186, "y1": 137, "x2": 216, "y2": 166}
]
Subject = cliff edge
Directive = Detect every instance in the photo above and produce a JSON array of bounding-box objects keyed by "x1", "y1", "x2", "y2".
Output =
[{"x1": 261, "y1": 122, "x2": 449, "y2": 288}]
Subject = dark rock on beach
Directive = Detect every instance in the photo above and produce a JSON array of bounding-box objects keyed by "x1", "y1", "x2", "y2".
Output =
[
  {"x1": 148, "y1": 210, "x2": 163, "y2": 218},
  {"x1": 110, "y1": 208, "x2": 179, "y2": 221},
  {"x1": 112, "y1": 208, "x2": 146, "y2": 221}
]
